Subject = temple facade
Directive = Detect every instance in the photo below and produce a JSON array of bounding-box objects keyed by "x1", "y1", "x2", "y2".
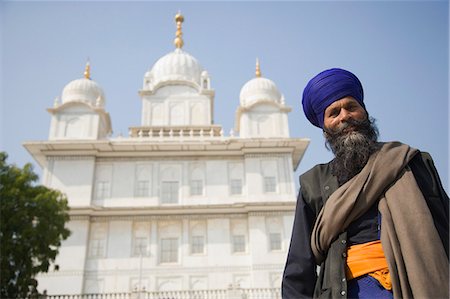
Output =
[{"x1": 24, "y1": 13, "x2": 309, "y2": 298}]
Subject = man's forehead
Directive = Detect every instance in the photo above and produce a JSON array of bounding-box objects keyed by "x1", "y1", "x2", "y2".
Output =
[{"x1": 326, "y1": 96, "x2": 359, "y2": 110}]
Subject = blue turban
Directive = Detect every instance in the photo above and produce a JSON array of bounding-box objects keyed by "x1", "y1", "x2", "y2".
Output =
[{"x1": 302, "y1": 68, "x2": 365, "y2": 129}]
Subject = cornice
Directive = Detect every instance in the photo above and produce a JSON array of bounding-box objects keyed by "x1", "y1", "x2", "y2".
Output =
[
  {"x1": 23, "y1": 138, "x2": 309, "y2": 171},
  {"x1": 47, "y1": 156, "x2": 95, "y2": 161},
  {"x1": 68, "y1": 202, "x2": 296, "y2": 219}
]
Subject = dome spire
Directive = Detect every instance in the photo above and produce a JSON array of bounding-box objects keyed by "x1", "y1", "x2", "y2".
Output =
[
  {"x1": 84, "y1": 59, "x2": 91, "y2": 80},
  {"x1": 255, "y1": 58, "x2": 262, "y2": 78},
  {"x1": 174, "y1": 12, "x2": 184, "y2": 49}
]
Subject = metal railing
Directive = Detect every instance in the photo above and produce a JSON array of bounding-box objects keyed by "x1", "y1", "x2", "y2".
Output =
[{"x1": 43, "y1": 287, "x2": 281, "y2": 299}]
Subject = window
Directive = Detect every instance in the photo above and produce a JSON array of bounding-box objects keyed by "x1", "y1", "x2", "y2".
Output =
[
  {"x1": 190, "y1": 180, "x2": 203, "y2": 196},
  {"x1": 230, "y1": 179, "x2": 242, "y2": 195},
  {"x1": 89, "y1": 223, "x2": 107, "y2": 258},
  {"x1": 132, "y1": 222, "x2": 150, "y2": 257},
  {"x1": 136, "y1": 180, "x2": 150, "y2": 197},
  {"x1": 161, "y1": 181, "x2": 179, "y2": 203},
  {"x1": 229, "y1": 163, "x2": 244, "y2": 196},
  {"x1": 269, "y1": 233, "x2": 282, "y2": 251},
  {"x1": 231, "y1": 219, "x2": 247, "y2": 254},
  {"x1": 191, "y1": 236, "x2": 205, "y2": 254},
  {"x1": 89, "y1": 239, "x2": 106, "y2": 258},
  {"x1": 266, "y1": 217, "x2": 283, "y2": 252},
  {"x1": 264, "y1": 176, "x2": 277, "y2": 193},
  {"x1": 95, "y1": 164, "x2": 112, "y2": 200},
  {"x1": 133, "y1": 237, "x2": 148, "y2": 256},
  {"x1": 190, "y1": 220, "x2": 206, "y2": 255},
  {"x1": 232, "y1": 235, "x2": 246, "y2": 253},
  {"x1": 136, "y1": 164, "x2": 151, "y2": 197},
  {"x1": 161, "y1": 238, "x2": 178, "y2": 263},
  {"x1": 96, "y1": 181, "x2": 110, "y2": 198},
  {"x1": 190, "y1": 165, "x2": 204, "y2": 196}
]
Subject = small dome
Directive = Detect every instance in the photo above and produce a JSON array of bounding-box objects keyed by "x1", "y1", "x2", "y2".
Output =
[
  {"x1": 61, "y1": 78, "x2": 105, "y2": 106},
  {"x1": 147, "y1": 48, "x2": 203, "y2": 87},
  {"x1": 239, "y1": 77, "x2": 282, "y2": 106}
]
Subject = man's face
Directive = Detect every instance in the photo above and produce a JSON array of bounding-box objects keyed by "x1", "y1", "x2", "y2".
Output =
[
  {"x1": 322, "y1": 96, "x2": 378, "y2": 185},
  {"x1": 323, "y1": 96, "x2": 367, "y2": 133}
]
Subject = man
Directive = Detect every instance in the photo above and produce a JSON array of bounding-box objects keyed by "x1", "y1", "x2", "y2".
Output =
[{"x1": 282, "y1": 68, "x2": 449, "y2": 299}]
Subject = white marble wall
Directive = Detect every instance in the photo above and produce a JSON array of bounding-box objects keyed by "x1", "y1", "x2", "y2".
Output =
[
  {"x1": 36, "y1": 219, "x2": 90, "y2": 294},
  {"x1": 39, "y1": 213, "x2": 293, "y2": 294},
  {"x1": 141, "y1": 86, "x2": 213, "y2": 126},
  {"x1": 38, "y1": 153, "x2": 297, "y2": 295},
  {"x1": 85, "y1": 155, "x2": 295, "y2": 207},
  {"x1": 238, "y1": 104, "x2": 290, "y2": 138},
  {"x1": 46, "y1": 157, "x2": 96, "y2": 207},
  {"x1": 49, "y1": 104, "x2": 108, "y2": 140}
]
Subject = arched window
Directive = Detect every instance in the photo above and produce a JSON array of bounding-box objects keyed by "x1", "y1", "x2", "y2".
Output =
[
  {"x1": 151, "y1": 103, "x2": 163, "y2": 126},
  {"x1": 231, "y1": 219, "x2": 248, "y2": 254},
  {"x1": 169, "y1": 103, "x2": 184, "y2": 126},
  {"x1": 88, "y1": 222, "x2": 108, "y2": 258},
  {"x1": 158, "y1": 221, "x2": 181, "y2": 264},
  {"x1": 94, "y1": 164, "x2": 112, "y2": 199},
  {"x1": 64, "y1": 116, "x2": 83, "y2": 138},
  {"x1": 131, "y1": 222, "x2": 150, "y2": 257},
  {"x1": 190, "y1": 220, "x2": 206, "y2": 255},
  {"x1": 261, "y1": 160, "x2": 278, "y2": 193},
  {"x1": 266, "y1": 217, "x2": 283, "y2": 251},
  {"x1": 190, "y1": 103, "x2": 205, "y2": 125},
  {"x1": 229, "y1": 163, "x2": 244, "y2": 196},
  {"x1": 135, "y1": 164, "x2": 152, "y2": 197},
  {"x1": 190, "y1": 166, "x2": 204, "y2": 196},
  {"x1": 160, "y1": 166, "x2": 180, "y2": 204}
]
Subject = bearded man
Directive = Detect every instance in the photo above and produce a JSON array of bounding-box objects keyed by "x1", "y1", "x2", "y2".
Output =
[{"x1": 282, "y1": 68, "x2": 449, "y2": 299}]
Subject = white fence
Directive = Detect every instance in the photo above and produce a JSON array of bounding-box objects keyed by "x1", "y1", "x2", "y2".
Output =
[{"x1": 43, "y1": 287, "x2": 281, "y2": 299}]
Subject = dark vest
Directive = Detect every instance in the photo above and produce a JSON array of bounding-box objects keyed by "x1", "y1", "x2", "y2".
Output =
[{"x1": 300, "y1": 152, "x2": 449, "y2": 298}]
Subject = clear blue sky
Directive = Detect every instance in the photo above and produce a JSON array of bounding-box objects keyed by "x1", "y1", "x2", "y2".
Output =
[{"x1": 1, "y1": 1, "x2": 448, "y2": 192}]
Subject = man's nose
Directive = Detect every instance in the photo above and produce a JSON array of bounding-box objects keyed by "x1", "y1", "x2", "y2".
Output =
[{"x1": 340, "y1": 110, "x2": 352, "y2": 122}]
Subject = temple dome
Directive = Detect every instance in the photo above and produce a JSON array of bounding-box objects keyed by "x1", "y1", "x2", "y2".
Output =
[
  {"x1": 239, "y1": 77, "x2": 282, "y2": 107},
  {"x1": 146, "y1": 48, "x2": 204, "y2": 88},
  {"x1": 61, "y1": 77, "x2": 105, "y2": 107}
]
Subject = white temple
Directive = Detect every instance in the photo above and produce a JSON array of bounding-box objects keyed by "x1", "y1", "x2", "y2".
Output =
[{"x1": 24, "y1": 13, "x2": 309, "y2": 298}]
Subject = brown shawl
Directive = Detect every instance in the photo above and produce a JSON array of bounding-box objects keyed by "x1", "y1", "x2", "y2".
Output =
[{"x1": 311, "y1": 142, "x2": 449, "y2": 299}]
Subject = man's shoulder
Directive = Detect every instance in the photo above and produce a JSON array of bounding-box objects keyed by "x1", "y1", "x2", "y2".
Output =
[
  {"x1": 300, "y1": 161, "x2": 333, "y2": 183},
  {"x1": 382, "y1": 141, "x2": 433, "y2": 164}
]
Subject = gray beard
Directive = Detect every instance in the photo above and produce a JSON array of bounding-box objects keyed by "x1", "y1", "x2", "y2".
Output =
[{"x1": 324, "y1": 117, "x2": 380, "y2": 185}]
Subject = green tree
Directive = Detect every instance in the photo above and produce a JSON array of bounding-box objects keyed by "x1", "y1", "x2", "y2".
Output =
[{"x1": 0, "y1": 152, "x2": 71, "y2": 298}]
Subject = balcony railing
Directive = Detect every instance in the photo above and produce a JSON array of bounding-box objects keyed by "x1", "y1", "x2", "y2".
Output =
[
  {"x1": 42, "y1": 287, "x2": 281, "y2": 299},
  {"x1": 127, "y1": 126, "x2": 228, "y2": 139}
]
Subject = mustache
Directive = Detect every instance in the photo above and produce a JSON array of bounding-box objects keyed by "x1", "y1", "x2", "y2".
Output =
[
  {"x1": 324, "y1": 118, "x2": 368, "y2": 136},
  {"x1": 324, "y1": 117, "x2": 379, "y2": 153}
]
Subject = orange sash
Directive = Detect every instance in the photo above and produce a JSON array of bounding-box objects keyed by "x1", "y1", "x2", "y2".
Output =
[{"x1": 346, "y1": 240, "x2": 392, "y2": 290}]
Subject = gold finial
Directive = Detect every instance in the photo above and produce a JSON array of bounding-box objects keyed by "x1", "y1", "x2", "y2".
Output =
[
  {"x1": 84, "y1": 60, "x2": 91, "y2": 79},
  {"x1": 255, "y1": 58, "x2": 262, "y2": 77},
  {"x1": 174, "y1": 12, "x2": 184, "y2": 49}
]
